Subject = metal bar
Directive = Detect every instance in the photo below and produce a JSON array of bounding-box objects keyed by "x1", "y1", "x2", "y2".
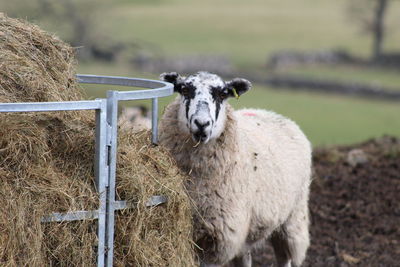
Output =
[
  {"x1": 113, "y1": 200, "x2": 127, "y2": 211},
  {"x1": 113, "y1": 196, "x2": 168, "y2": 211},
  {"x1": 95, "y1": 100, "x2": 108, "y2": 267},
  {"x1": 76, "y1": 74, "x2": 173, "y2": 100},
  {"x1": 94, "y1": 100, "x2": 108, "y2": 191},
  {"x1": 40, "y1": 196, "x2": 168, "y2": 223},
  {"x1": 116, "y1": 88, "x2": 172, "y2": 101},
  {"x1": 76, "y1": 74, "x2": 170, "y2": 89},
  {"x1": 151, "y1": 98, "x2": 159, "y2": 144},
  {"x1": 105, "y1": 90, "x2": 119, "y2": 266},
  {"x1": 0, "y1": 100, "x2": 102, "y2": 112},
  {"x1": 41, "y1": 210, "x2": 99, "y2": 223},
  {"x1": 146, "y1": 195, "x2": 167, "y2": 207}
]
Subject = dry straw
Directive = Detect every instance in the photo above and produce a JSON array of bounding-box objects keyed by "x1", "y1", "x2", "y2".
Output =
[{"x1": 0, "y1": 13, "x2": 195, "y2": 266}]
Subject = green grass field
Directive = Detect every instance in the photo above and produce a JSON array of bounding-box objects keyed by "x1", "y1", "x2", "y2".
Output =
[
  {"x1": 236, "y1": 86, "x2": 400, "y2": 146},
  {"x1": 99, "y1": 0, "x2": 400, "y2": 68},
  {"x1": 274, "y1": 65, "x2": 400, "y2": 91},
  {"x1": 73, "y1": 0, "x2": 400, "y2": 146}
]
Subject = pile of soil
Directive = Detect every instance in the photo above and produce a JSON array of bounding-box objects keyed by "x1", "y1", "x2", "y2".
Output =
[{"x1": 253, "y1": 136, "x2": 400, "y2": 266}]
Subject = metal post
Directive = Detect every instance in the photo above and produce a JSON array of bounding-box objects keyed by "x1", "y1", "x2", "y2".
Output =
[
  {"x1": 105, "y1": 91, "x2": 119, "y2": 266},
  {"x1": 94, "y1": 99, "x2": 108, "y2": 267},
  {"x1": 151, "y1": 97, "x2": 159, "y2": 145}
]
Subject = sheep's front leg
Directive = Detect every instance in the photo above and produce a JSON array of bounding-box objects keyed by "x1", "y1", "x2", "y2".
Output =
[
  {"x1": 231, "y1": 251, "x2": 252, "y2": 267},
  {"x1": 200, "y1": 263, "x2": 221, "y2": 267},
  {"x1": 271, "y1": 194, "x2": 309, "y2": 267},
  {"x1": 270, "y1": 231, "x2": 292, "y2": 267},
  {"x1": 270, "y1": 200, "x2": 309, "y2": 267},
  {"x1": 200, "y1": 259, "x2": 230, "y2": 267}
]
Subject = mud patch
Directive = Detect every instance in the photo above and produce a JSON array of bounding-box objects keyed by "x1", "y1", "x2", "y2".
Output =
[{"x1": 252, "y1": 136, "x2": 400, "y2": 266}]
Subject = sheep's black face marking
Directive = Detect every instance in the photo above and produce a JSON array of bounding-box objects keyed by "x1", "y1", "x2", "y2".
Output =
[
  {"x1": 160, "y1": 71, "x2": 252, "y2": 144},
  {"x1": 180, "y1": 83, "x2": 196, "y2": 120},
  {"x1": 211, "y1": 86, "x2": 229, "y2": 121}
]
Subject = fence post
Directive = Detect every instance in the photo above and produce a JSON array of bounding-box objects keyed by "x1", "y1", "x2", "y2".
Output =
[
  {"x1": 105, "y1": 91, "x2": 119, "y2": 266},
  {"x1": 151, "y1": 97, "x2": 159, "y2": 144},
  {"x1": 94, "y1": 99, "x2": 108, "y2": 267}
]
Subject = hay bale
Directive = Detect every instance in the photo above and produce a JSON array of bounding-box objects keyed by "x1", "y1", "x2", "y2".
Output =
[
  {"x1": 114, "y1": 131, "x2": 195, "y2": 267},
  {"x1": 0, "y1": 13, "x2": 195, "y2": 266},
  {"x1": 0, "y1": 14, "x2": 79, "y2": 103}
]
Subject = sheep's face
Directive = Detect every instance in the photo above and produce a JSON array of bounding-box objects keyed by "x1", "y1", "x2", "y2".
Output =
[{"x1": 161, "y1": 71, "x2": 251, "y2": 144}]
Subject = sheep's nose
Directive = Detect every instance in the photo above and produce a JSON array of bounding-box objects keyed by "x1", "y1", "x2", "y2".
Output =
[{"x1": 194, "y1": 119, "x2": 211, "y2": 130}]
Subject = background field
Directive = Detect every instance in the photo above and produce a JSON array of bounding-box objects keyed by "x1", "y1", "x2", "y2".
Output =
[
  {"x1": 2, "y1": 0, "x2": 400, "y2": 145},
  {"x1": 95, "y1": 0, "x2": 400, "y2": 67}
]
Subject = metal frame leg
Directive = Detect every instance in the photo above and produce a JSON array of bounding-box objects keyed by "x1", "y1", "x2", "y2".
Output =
[
  {"x1": 151, "y1": 98, "x2": 159, "y2": 144},
  {"x1": 105, "y1": 91, "x2": 119, "y2": 266},
  {"x1": 94, "y1": 100, "x2": 108, "y2": 267}
]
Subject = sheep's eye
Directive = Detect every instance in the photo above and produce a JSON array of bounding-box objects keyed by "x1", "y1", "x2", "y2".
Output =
[
  {"x1": 219, "y1": 91, "x2": 229, "y2": 100},
  {"x1": 181, "y1": 87, "x2": 189, "y2": 97}
]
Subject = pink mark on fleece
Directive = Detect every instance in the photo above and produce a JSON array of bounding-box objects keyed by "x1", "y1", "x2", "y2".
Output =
[{"x1": 243, "y1": 112, "x2": 256, "y2": 116}]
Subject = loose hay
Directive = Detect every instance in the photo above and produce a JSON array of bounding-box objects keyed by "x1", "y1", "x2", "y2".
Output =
[
  {"x1": 0, "y1": 13, "x2": 195, "y2": 266},
  {"x1": 115, "y1": 130, "x2": 195, "y2": 267}
]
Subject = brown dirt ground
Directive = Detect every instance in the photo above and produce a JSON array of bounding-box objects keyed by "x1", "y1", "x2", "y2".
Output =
[{"x1": 252, "y1": 136, "x2": 400, "y2": 267}]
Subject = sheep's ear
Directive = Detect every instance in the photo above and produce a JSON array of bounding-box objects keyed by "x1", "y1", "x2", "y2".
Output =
[
  {"x1": 226, "y1": 78, "x2": 252, "y2": 98},
  {"x1": 160, "y1": 72, "x2": 183, "y2": 93}
]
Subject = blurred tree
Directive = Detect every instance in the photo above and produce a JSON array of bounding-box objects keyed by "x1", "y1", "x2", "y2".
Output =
[{"x1": 347, "y1": 0, "x2": 389, "y2": 61}]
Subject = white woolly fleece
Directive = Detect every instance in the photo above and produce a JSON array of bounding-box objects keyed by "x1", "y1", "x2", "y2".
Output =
[{"x1": 159, "y1": 100, "x2": 312, "y2": 267}]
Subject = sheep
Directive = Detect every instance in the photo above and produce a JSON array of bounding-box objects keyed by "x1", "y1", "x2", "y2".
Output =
[
  {"x1": 118, "y1": 105, "x2": 151, "y2": 132},
  {"x1": 158, "y1": 71, "x2": 312, "y2": 267}
]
